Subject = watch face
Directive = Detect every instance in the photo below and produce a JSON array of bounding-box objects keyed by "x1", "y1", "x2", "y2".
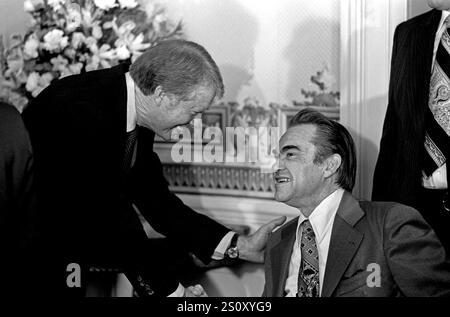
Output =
[{"x1": 227, "y1": 247, "x2": 239, "y2": 259}]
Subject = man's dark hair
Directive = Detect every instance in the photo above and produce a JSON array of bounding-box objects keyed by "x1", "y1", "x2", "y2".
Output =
[
  {"x1": 289, "y1": 108, "x2": 357, "y2": 192},
  {"x1": 129, "y1": 39, "x2": 224, "y2": 100}
]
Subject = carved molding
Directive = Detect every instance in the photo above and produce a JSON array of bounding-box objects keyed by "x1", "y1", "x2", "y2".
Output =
[
  {"x1": 340, "y1": 0, "x2": 407, "y2": 199},
  {"x1": 163, "y1": 163, "x2": 275, "y2": 199}
]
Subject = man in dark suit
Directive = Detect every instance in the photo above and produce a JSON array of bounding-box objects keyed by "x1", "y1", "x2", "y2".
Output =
[
  {"x1": 372, "y1": 1, "x2": 450, "y2": 252},
  {"x1": 0, "y1": 101, "x2": 37, "y2": 296},
  {"x1": 21, "y1": 40, "x2": 284, "y2": 297},
  {"x1": 263, "y1": 109, "x2": 450, "y2": 297}
]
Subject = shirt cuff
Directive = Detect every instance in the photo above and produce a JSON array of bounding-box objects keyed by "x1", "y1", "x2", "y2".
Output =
[
  {"x1": 167, "y1": 283, "x2": 185, "y2": 297},
  {"x1": 212, "y1": 231, "x2": 236, "y2": 260}
]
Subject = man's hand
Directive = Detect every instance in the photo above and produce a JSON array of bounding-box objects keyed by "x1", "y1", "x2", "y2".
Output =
[
  {"x1": 237, "y1": 216, "x2": 286, "y2": 263},
  {"x1": 184, "y1": 284, "x2": 208, "y2": 297}
]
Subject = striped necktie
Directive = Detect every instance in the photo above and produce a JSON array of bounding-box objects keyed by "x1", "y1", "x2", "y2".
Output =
[
  {"x1": 297, "y1": 219, "x2": 320, "y2": 297},
  {"x1": 123, "y1": 128, "x2": 138, "y2": 173}
]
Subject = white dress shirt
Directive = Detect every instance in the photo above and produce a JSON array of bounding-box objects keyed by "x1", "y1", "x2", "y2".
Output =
[
  {"x1": 124, "y1": 73, "x2": 233, "y2": 296},
  {"x1": 284, "y1": 188, "x2": 345, "y2": 297},
  {"x1": 423, "y1": 10, "x2": 448, "y2": 189}
]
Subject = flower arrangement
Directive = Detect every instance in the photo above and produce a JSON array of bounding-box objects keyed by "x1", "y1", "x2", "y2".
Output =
[
  {"x1": 229, "y1": 97, "x2": 280, "y2": 129},
  {"x1": 0, "y1": 0, "x2": 182, "y2": 112},
  {"x1": 299, "y1": 65, "x2": 340, "y2": 108}
]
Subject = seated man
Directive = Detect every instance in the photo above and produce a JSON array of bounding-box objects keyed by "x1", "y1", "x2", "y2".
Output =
[{"x1": 263, "y1": 108, "x2": 450, "y2": 297}]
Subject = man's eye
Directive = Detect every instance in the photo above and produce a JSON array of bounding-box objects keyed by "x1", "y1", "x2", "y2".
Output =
[{"x1": 286, "y1": 152, "x2": 295, "y2": 158}]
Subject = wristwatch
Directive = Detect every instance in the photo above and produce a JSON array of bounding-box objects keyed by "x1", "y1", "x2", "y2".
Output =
[{"x1": 226, "y1": 233, "x2": 239, "y2": 259}]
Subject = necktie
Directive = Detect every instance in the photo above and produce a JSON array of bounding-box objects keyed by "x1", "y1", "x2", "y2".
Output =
[
  {"x1": 297, "y1": 219, "x2": 320, "y2": 297},
  {"x1": 123, "y1": 128, "x2": 138, "y2": 172},
  {"x1": 425, "y1": 23, "x2": 450, "y2": 176}
]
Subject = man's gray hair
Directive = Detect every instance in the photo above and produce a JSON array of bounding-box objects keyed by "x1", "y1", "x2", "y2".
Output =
[{"x1": 130, "y1": 39, "x2": 224, "y2": 100}]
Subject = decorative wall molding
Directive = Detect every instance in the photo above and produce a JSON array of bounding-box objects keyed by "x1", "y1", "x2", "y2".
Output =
[
  {"x1": 163, "y1": 163, "x2": 275, "y2": 199},
  {"x1": 340, "y1": 0, "x2": 407, "y2": 200}
]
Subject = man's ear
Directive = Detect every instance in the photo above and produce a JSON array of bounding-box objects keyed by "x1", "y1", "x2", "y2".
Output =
[
  {"x1": 323, "y1": 154, "x2": 342, "y2": 178},
  {"x1": 153, "y1": 86, "x2": 164, "y2": 106}
]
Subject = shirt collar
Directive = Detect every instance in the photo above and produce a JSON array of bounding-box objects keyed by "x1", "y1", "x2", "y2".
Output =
[
  {"x1": 297, "y1": 188, "x2": 344, "y2": 245},
  {"x1": 437, "y1": 10, "x2": 450, "y2": 35},
  {"x1": 125, "y1": 72, "x2": 137, "y2": 132}
]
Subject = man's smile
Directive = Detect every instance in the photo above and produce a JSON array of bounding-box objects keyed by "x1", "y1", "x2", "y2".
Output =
[{"x1": 274, "y1": 174, "x2": 291, "y2": 184}]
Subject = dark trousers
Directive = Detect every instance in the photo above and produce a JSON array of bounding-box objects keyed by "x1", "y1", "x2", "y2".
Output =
[
  {"x1": 417, "y1": 188, "x2": 450, "y2": 254},
  {"x1": 23, "y1": 238, "x2": 181, "y2": 297}
]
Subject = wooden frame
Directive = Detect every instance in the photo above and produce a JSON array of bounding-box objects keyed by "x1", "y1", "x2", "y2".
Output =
[
  {"x1": 278, "y1": 105, "x2": 340, "y2": 134},
  {"x1": 154, "y1": 103, "x2": 229, "y2": 145}
]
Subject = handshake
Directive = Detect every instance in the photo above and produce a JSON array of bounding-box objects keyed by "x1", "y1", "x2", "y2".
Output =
[{"x1": 184, "y1": 284, "x2": 208, "y2": 297}]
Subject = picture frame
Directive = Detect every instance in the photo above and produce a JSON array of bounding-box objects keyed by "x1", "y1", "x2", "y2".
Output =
[
  {"x1": 278, "y1": 105, "x2": 340, "y2": 134},
  {"x1": 154, "y1": 103, "x2": 229, "y2": 145}
]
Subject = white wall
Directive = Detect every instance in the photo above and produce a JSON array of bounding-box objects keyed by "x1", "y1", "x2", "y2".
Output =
[
  {"x1": 408, "y1": 0, "x2": 431, "y2": 18},
  {"x1": 0, "y1": 1, "x2": 28, "y2": 46},
  {"x1": 340, "y1": 0, "x2": 408, "y2": 200},
  {"x1": 161, "y1": 0, "x2": 340, "y2": 105}
]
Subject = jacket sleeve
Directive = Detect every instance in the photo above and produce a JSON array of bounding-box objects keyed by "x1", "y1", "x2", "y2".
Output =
[
  {"x1": 384, "y1": 204, "x2": 450, "y2": 296},
  {"x1": 128, "y1": 128, "x2": 230, "y2": 264}
]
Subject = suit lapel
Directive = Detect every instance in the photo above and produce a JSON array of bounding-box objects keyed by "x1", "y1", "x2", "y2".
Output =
[
  {"x1": 417, "y1": 9, "x2": 441, "y2": 93},
  {"x1": 269, "y1": 218, "x2": 297, "y2": 297},
  {"x1": 321, "y1": 192, "x2": 364, "y2": 297}
]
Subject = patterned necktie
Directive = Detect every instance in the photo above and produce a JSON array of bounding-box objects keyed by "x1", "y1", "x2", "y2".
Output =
[
  {"x1": 297, "y1": 219, "x2": 320, "y2": 297},
  {"x1": 425, "y1": 22, "x2": 450, "y2": 176},
  {"x1": 123, "y1": 128, "x2": 138, "y2": 172}
]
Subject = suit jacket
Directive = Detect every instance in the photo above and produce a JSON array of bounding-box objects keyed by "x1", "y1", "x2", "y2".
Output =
[
  {"x1": 0, "y1": 102, "x2": 36, "y2": 250},
  {"x1": 263, "y1": 191, "x2": 450, "y2": 297},
  {"x1": 0, "y1": 102, "x2": 38, "y2": 296},
  {"x1": 21, "y1": 64, "x2": 229, "y2": 295},
  {"x1": 372, "y1": 9, "x2": 449, "y2": 208}
]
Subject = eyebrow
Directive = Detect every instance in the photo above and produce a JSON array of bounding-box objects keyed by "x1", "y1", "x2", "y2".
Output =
[{"x1": 280, "y1": 145, "x2": 301, "y2": 153}]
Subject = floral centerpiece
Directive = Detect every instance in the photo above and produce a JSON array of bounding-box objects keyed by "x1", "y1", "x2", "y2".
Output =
[
  {"x1": 298, "y1": 65, "x2": 340, "y2": 108},
  {"x1": 0, "y1": 0, "x2": 182, "y2": 112}
]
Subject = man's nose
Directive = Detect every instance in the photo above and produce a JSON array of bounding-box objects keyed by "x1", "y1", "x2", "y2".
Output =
[{"x1": 271, "y1": 156, "x2": 285, "y2": 173}]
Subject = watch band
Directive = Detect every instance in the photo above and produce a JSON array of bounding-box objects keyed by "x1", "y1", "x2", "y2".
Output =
[{"x1": 226, "y1": 233, "x2": 239, "y2": 259}]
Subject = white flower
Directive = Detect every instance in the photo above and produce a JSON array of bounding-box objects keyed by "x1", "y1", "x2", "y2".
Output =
[
  {"x1": 43, "y1": 29, "x2": 68, "y2": 52},
  {"x1": 86, "y1": 44, "x2": 116, "y2": 71},
  {"x1": 25, "y1": 72, "x2": 40, "y2": 92},
  {"x1": 92, "y1": 25, "x2": 103, "y2": 40},
  {"x1": 118, "y1": 0, "x2": 138, "y2": 9},
  {"x1": 66, "y1": 4, "x2": 82, "y2": 32},
  {"x1": 7, "y1": 91, "x2": 29, "y2": 113},
  {"x1": 81, "y1": 7, "x2": 94, "y2": 27},
  {"x1": 25, "y1": 72, "x2": 53, "y2": 97},
  {"x1": 93, "y1": 0, "x2": 117, "y2": 11},
  {"x1": 6, "y1": 59, "x2": 24, "y2": 75},
  {"x1": 71, "y1": 32, "x2": 86, "y2": 49},
  {"x1": 50, "y1": 55, "x2": 69, "y2": 72},
  {"x1": 23, "y1": 34, "x2": 40, "y2": 59},
  {"x1": 85, "y1": 36, "x2": 98, "y2": 50},
  {"x1": 115, "y1": 32, "x2": 150, "y2": 60},
  {"x1": 127, "y1": 33, "x2": 151, "y2": 55},
  {"x1": 47, "y1": 0, "x2": 65, "y2": 11},
  {"x1": 23, "y1": 0, "x2": 44, "y2": 13},
  {"x1": 115, "y1": 45, "x2": 130, "y2": 60},
  {"x1": 60, "y1": 63, "x2": 83, "y2": 78},
  {"x1": 64, "y1": 47, "x2": 77, "y2": 60},
  {"x1": 118, "y1": 21, "x2": 136, "y2": 34}
]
